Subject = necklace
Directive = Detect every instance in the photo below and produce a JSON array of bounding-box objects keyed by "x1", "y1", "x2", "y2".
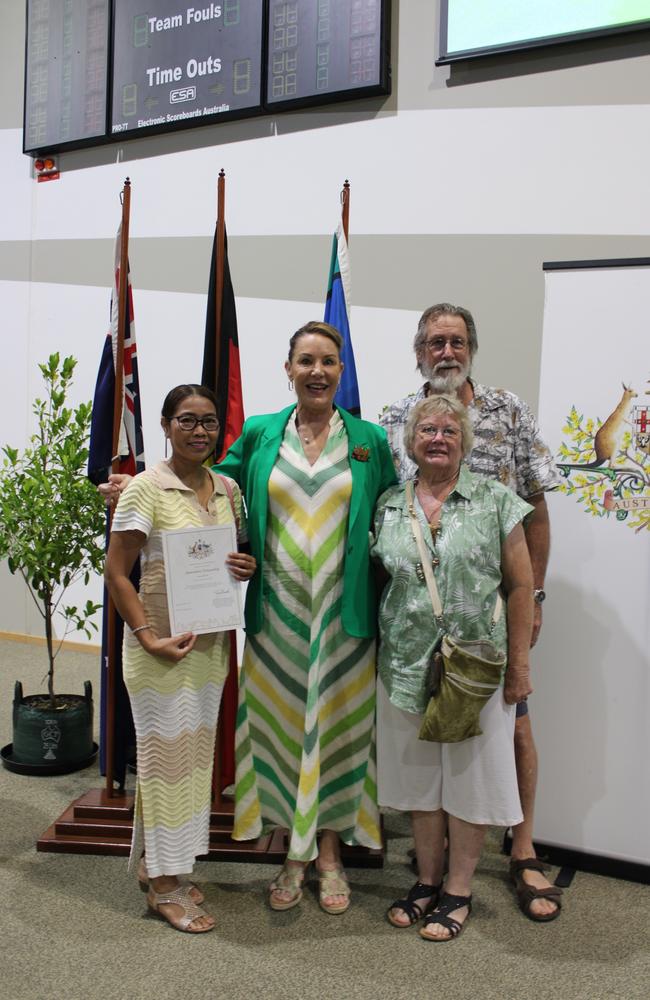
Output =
[
  {"x1": 295, "y1": 412, "x2": 330, "y2": 446},
  {"x1": 415, "y1": 467, "x2": 460, "y2": 497},
  {"x1": 415, "y1": 467, "x2": 460, "y2": 537}
]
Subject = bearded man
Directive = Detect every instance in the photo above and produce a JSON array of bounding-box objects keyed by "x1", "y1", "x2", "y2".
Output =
[{"x1": 379, "y1": 303, "x2": 563, "y2": 922}]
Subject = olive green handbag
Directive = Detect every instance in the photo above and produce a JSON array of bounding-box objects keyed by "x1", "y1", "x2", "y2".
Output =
[{"x1": 405, "y1": 481, "x2": 506, "y2": 744}]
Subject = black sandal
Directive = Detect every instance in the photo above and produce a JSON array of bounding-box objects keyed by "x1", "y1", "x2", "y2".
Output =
[
  {"x1": 420, "y1": 891, "x2": 472, "y2": 941},
  {"x1": 387, "y1": 881, "x2": 441, "y2": 928}
]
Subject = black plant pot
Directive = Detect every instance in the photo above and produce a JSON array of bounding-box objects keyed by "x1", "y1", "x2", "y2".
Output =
[{"x1": 1, "y1": 680, "x2": 97, "y2": 775}]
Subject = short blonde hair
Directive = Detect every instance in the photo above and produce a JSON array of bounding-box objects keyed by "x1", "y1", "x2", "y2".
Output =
[{"x1": 404, "y1": 394, "x2": 474, "y2": 460}]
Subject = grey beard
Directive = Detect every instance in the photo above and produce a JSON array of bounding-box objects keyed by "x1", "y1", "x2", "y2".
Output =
[{"x1": 423, "y1": 364, "x2": 470, "y2": 394}]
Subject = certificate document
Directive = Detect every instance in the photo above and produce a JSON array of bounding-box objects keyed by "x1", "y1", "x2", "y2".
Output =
[{"x1": 162, "y1": 524, "x2": 243, "y2": 635}]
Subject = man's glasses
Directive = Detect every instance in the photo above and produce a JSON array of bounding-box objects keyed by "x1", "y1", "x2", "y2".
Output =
[
  {"x1": 424, "y1": 337, "x2": 468, "y2": 353},
  {"x1": 172, "y1": 415, "x2": 219, "y2": 432}
]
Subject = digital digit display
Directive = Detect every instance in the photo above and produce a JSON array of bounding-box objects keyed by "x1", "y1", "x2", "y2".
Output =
[
  {"x1": 24, "y1": 0, "x2": 110, "y2": 154},
  {"x1": 264, "y1": 0, "x2": 390, "y2": 110},
  {"x1": 110, "y1": 1, "x2": 263, "y2": 136}
]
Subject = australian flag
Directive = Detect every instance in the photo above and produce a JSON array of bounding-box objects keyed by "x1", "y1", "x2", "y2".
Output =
[{"x1": 88, "y1": 224, "x2": 145, "y2": 787}]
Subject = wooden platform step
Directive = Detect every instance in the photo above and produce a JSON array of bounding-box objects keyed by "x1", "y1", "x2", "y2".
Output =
[{"x1": 37, "y1": 788, "x2": 383, "y2": 866}]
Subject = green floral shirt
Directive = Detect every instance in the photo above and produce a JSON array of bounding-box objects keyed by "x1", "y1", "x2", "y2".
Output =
[{"x1": 371, "y1": 465, "x2": 532, "y2": 714}]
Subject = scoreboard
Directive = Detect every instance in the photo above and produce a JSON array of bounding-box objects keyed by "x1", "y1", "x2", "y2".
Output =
[
  {"x1": 23, "y1": 1, "x2": 391, "y2": 154},
  {"x1": 24, "y1": 0, "x2": 110, "y2": 153},
  {"x1": 266, "y1": 1, "x2": 389, "y2": 109},
  {"x1": 111, "y1": 1, "x2": 263, "y2": 136}
]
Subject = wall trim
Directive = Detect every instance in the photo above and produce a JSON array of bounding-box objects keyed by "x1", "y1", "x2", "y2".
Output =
[{"x1": 0, "y1": 631, "x2": 100, "y2": 654}]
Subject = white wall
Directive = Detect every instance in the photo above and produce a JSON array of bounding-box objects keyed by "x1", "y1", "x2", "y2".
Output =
[{"x1": 2, "y1": 0, "x2": 650, "y2": 650}]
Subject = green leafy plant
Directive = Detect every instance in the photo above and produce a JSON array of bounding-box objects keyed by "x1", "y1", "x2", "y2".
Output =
[{"x1": 0, "y1": 354, "x2": 105, "y2": 706}]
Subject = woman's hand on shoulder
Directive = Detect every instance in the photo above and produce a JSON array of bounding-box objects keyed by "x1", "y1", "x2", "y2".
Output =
[
  {"x1": 503, "y1": 662, "x2": 532, "y2": 705},
  {"x1": 139, "y1": 629, "x2": 197, "y2": 663},
  {"x1": 226, "y1": 552, "x2": 257, "y2": 581},
  {"x1": 99, "y1": 473, "x2": 133, "y2": 508}
]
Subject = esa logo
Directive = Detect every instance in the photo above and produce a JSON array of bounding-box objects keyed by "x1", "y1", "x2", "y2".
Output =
[{"x1": 170, "y1": 86, "x2": 196, "y2": 104}]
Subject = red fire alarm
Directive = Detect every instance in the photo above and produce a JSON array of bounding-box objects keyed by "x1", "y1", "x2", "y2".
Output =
[{"x1": 33, "y1": 156, "x2": 60, "y2": 182}]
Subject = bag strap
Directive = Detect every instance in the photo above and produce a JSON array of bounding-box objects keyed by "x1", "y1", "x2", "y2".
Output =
[{"x1": 405, "y1": 479, "x2": 502, "y2": 632}]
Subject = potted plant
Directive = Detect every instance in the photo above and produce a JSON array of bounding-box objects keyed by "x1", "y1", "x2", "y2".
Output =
[{"x1": 0, "y1": 353, "x2": 106, "y2": 774}]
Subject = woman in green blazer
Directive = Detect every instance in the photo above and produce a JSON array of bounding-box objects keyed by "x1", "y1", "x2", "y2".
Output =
[{"x1": 218, "y1": 321, "x2": 396, "y2": 915}]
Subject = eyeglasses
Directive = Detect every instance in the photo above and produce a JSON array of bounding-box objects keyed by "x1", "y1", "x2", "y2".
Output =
[
  {"x1": 416, "y1": 424, "x2": 460, "y2": 440},
  {"x1": 424, "y1": 337, "x2": 468, "y2": 353},
  {"x1": 172, "y1": 414, "x2": 219, "y2": 432}
]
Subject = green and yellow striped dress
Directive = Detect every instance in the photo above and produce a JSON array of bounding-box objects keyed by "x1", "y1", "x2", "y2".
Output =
[
  {"x1": 112, "y1": 461, "x2": 244, "y2": 878},
  {"x1": 233, "y1": 412, "x2": 381, "y2": 861}
]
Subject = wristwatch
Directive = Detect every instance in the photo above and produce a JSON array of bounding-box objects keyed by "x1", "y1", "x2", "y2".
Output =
[{"x1": 533, "y1": 588, "x2": 546, "y2": 604}]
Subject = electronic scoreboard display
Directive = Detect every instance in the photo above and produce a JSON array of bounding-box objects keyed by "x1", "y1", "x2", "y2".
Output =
[
  {"x1": 22, "y1": 1, "x2": 391, "y2": 155},
  {"x1": 23, "y1": 0, "x2": 110, "y2": 154},
  {"x1": 265, "y1": 0, "x2": 390, "y2": 110},
  {"x1": 110, "y1": 1, "x2": 264, "y2": 136}
]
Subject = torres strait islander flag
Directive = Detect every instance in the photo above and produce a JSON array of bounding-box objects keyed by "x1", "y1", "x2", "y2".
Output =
[
  {"x1": 88, "y1": 223, "x2": 145, "y2": 785},
  {"x1": 325, "y1": 222, "x2": 361, "y2": 417}
]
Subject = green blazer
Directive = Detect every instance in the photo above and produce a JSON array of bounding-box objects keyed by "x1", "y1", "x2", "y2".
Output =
[{"x1": 215, "y1": 404, "x2": 396, "y2": 638}]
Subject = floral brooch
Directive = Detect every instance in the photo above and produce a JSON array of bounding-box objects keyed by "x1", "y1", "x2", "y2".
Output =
[{"x1": 352, "y1": 445, "x2": 370, "y2": 462}]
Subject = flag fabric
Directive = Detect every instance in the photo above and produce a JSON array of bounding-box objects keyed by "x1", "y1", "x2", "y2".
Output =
[
  {"x1": 88, "y1": 224, "x2": 145, "y2": 786},
  {"x1": 88, "y1": 225, "x2": 145, "y2": 484},
  {"x1": 201, "y1": 225, "x2": 244, "y2": 790},
  {"x1": 325, "y1": 223, "x2": 361, "y2": 417},
  {"x1": 201, "y1": 229, "x2": 244, "y2": 463}
]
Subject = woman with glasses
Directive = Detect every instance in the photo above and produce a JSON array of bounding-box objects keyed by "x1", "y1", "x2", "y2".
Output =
[
  {"x1": 105, "y1": 384, "x2": 256, "y2": 934},
  {"x1": 103, "y1": 325, "x2": 396, "y2": 917},
  {"x1": 371, "y1": 394, "x2": 535, "y2": 940}
]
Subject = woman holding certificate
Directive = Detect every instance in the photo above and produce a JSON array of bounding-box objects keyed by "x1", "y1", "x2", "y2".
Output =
[{"x1": 105, "y1": 384, "x2": 256, "y2": 935}]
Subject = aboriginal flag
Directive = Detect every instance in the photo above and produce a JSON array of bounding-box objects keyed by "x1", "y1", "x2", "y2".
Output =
[
  {"x1": 201, "y1": 226, "x2": 244, "y2": 791},
  {"x1": 201, "y1": 229, "x2": 244, "y2": 462}
]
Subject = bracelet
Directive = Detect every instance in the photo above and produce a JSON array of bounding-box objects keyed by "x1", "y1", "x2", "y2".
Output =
[{"x1": 131, "y1": 624, "x2": 152, "y2": 635}]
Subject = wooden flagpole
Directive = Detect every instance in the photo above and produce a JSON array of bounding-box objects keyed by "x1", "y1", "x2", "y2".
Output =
[
  {"x1": 341, "y1": 178, "x2": 350, "y2": 241},
  {"x1": 105, "y1": 177, "x2": 131, "y2": 796},
  {"x1": 215, "y1": 169, "x2": 226, "y2": 362},
  {"x1": 212, "y1": 169, "x2": 227, "y2": 808}
]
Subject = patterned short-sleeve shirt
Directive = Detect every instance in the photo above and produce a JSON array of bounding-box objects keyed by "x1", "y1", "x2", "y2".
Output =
[
  {"x1": 379, "y1": 379, "x2": 561, "y2": 496},
  {"x1": 371, "y1": 466, "x2": 532, "y2": 714}
]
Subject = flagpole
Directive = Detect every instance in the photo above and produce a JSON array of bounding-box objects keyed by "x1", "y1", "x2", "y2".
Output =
[
  {"x1": 214, "y1": 169, "x2": 226, "y2": 388},
  {"x1": 212, "y1": 169, "x2": 227, "y2": 808},
  {"x1": 105, "y1": 177, "x2": 131, "y2": 796},
  {"x1": 341, "y1": 179, "x2": 350, "y2": 241}
]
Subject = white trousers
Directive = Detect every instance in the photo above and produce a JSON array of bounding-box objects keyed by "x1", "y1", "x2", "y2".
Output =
[{"x1": 377, "y1": 678, "x2": 523, "y2": 827}]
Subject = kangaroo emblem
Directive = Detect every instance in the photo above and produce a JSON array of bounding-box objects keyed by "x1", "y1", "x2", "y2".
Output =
[{"x1": 584, "y1": 383, "x2": 637, "y2": 468}]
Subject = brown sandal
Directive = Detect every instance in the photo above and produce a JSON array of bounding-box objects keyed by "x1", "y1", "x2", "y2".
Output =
[{"x1": 510, "y1": 858, "x2": 563, "y2": 922}]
